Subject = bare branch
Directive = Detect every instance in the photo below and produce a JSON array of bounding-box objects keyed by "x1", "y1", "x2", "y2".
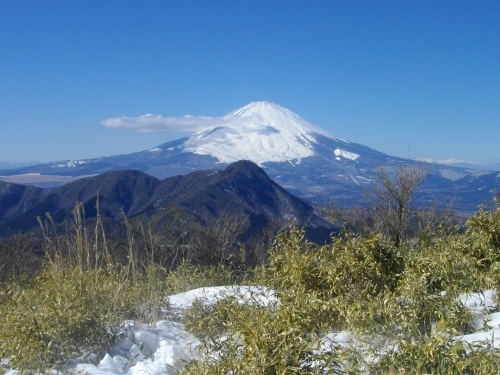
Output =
[{"x1": 366, "y1": 164, "x2": 427, "y2": 245}]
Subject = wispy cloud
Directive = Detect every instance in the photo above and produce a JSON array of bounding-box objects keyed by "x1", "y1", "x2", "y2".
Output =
[
  {"x1": 100, "y1": 114, "x2": 221, "y2": 133},
  {"x1": 417, "y1": 157, "x2": 481, "y2": 165}
]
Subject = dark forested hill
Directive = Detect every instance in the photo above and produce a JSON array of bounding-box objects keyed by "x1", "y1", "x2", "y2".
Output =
[{"x1": 0, "y1": 161, "x2": 337, "y2": 242}]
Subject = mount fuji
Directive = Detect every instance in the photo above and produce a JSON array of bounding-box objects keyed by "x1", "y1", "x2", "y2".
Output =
[
  {"x1": 1, "y1": 102, "x2": 498, "y2": 212},
  {"x1": 180, "y1": 101, "x2": 345, "y2": 165}
]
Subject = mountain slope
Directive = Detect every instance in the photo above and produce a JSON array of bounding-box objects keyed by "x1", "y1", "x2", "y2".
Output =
[
  {"x1": 0, "y1": 182, "x2": 46, "y2": 235},
  {"x1": 1, "y1": 102, "x2": 498, "y2": 212},
  {"x1": 0, "y1": 161, "x2": 337, "y2": 242},
  {"x1": 182, "y1": 101, "x2": 339, "y2": 164}
]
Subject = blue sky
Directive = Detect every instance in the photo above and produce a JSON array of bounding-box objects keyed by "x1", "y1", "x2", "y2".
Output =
[{"x1": 1, "y1": 1, "x2": 499, "y2": 165}]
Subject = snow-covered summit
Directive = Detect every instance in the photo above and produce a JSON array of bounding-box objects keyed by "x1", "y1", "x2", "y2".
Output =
[
  {"x1": 225, "y1": 101, "x2": 334, "y2": 137},
  {"x1": 182, "y1": 101, "x2": 340, "y2": 165}
]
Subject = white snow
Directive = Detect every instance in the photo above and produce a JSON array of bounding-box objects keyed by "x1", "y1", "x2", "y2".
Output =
[
  {"x1": 76, "y1": 319, "x2": 199, "y2": 375},
  {"x1": 4, "y1": 287, "x2": 499, "y2": 374},
  {"x1": 52, "y1": 160, "x2": 87, "y2": 168},
  {"x1": 168, "y1": 285, "x2": 277, "y2": 310},
  {"x1": 71, "y1": 286, "x2": 277, "y2": 375},
  {"x1": 334, "y1": 148, "x2": 360, "y2": 161},
  {"x1": 455, "y1": 290, "x2": 500, "y2": 346},
  {"x1": 438, "y1": 169, "x2": 468, "y2": 181},
  {"x1": 182, "y1": 102, "x2": 342, "y2": 165},
  {"x1": 148, "y1": 147, "x2": 161, "y2": 152},
  {"x1": 349, "y1": 173, "x2": 361, "y2": 186}
]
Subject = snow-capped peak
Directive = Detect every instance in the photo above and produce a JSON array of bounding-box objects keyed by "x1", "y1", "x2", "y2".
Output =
[
  {"x1": 225, "y1": 101, "x2": 334, "y2": 137},
  {"x1": 182, "y1": 102, "x2": 339, "y2": 165}
]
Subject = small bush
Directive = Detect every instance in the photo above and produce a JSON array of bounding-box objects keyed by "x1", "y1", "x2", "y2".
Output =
[
  {"x1": 256, "y1": 228, "x2": 405, "y2": 332},
  {"x1": 182, "y1": 294, "x2": 338, "y2": 375},
  {"x1": 0, "y1": 262, "x2": 130, "y2": 370},
  {"x1": 371, "y1": 334, "x2": 500, "y2": 375},
  {"x1": 465, "y1": 197, "x2": 500, "y2": 269}
]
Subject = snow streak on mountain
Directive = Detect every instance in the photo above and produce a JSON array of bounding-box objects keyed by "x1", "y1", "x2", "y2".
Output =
[{"x1": 179, "y1": 102, "x2": 346, "y2": 165}]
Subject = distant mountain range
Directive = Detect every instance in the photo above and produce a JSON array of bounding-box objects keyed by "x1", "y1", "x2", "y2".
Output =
[
  {"x1": 0, "y1": 161, "x2": 336, "y2": 242},
  {"x1": 416, "y1": 158, "x2": 500, "y2": 172},
  {"x1": 0, "y1": 161, "x2": 40, "y2": 170},
  {"x1": 1, "y1": 102, "x2": 498, "y2": 213}
]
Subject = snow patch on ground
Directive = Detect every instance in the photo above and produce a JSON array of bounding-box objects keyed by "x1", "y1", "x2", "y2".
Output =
[
  {"x1": 5, "y1": 287, "x2": 499, "y2": 374},
  {"x1": 76, "y1": 319, "x2": 199, "y2": 375},
  {"x1": 72, "y1": 286, "x2": 277, "y2": 375},
  {"x1": 168, "y1": 286, "x2": 277, "y2": 310}
]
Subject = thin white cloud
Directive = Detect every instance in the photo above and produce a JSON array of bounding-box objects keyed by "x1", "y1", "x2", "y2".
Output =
[
  {"x1": 100, "y1": 114, "x2": 221, "y2": 133},
  {"x1": 417, "y1": 157, "x2": 481, "y2": 165}
]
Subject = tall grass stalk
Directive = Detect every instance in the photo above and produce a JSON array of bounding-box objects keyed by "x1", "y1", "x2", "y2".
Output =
[{"x1": 0, "y1": 201, "x2": 170, "y2": 372}]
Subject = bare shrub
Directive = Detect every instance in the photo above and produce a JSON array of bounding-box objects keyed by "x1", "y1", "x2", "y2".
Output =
[
  {"x1": 185, "y1": 211, "x2": 248, "y2": 267},
  {"x1": 326, "y1": 199, "x2": 373, "y2": 236},
  {"x1": 0, "y1": 235, "x2": 43, "y2": 282},
  {"x1": 415, "y1": 201, "x2": 464, "y2": 236},
  {"x1": 366, "y1": 164, "x2": 427, "y2": 246}
]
